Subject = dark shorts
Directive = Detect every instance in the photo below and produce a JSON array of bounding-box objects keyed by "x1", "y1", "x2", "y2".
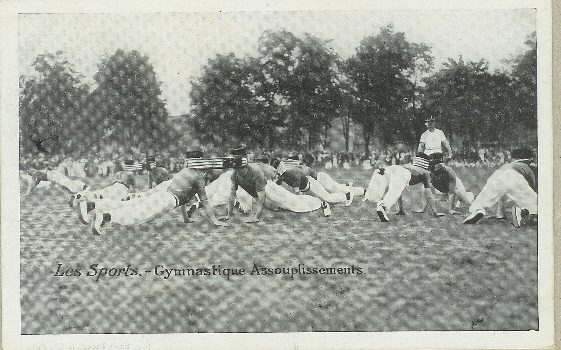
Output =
[{"x1": 299, "y1": 176, "x2": 310, "y2": 191}]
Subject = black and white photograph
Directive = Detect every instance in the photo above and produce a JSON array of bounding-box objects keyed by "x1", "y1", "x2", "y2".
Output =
[{"x1": 1, "y1": 0, "x2": 555, "y2": 349}]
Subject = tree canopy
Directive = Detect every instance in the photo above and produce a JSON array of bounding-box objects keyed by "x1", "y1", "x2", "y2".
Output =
[
  {"x1": 19, "y1": 52, "x2": 89, "y2": 155},
  {"x1": 89, "y1": 49, "x2": 169, "y2": 153},
  {"x1": 422, "y1": 58, "x2": 517, "y2": 144},
  {"x1": 19, "y1": 27, "x2": 537, "y2": 160},
  {"x1": 347, "y1": 25, "x2": 432, "y2": 153},
  {"x1": 189, "y1": 30, "x2": 347, "y2": 151},
  {"x1": 190, "y1": 53, "x2": 272, "y2": 151},
  {"x1": 510, "y1": 32, "x2": 537, "y2": 129}
]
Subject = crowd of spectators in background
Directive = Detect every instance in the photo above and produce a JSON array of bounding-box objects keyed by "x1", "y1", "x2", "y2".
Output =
[
  {"x1": 306, "y1": 145, "x2": 526, "y2": 170},
  {"x1": 19, "y1": 144, "x2": 534, "y2": 178}
]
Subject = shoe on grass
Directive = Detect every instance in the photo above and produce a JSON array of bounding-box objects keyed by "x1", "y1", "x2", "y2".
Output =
[
  {"x1": 376, "y1": 204, "x2": 389, "y2": 222},
  {"x1": 511, "y1": 207, "x2": 529, "y2": 228},
  {"x1": 463, "y1": 210, "x2": 484, "y2": 224},
  {"x1": 79, "y1": 201, "x2": 95, "y2": 225},
  {"x1": 345, "y1": 191, "x2": 354, "y2": 207},
  {"x1": 91, "y1": 211, "x2": 110, "y2": 235},
  {"x1": 321, "y1": 202, "x2": 331, "y2": 217}
]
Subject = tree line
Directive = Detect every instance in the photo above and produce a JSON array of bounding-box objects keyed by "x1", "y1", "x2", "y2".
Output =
[
  {"x1": 19, "y1": 25, "x2": 536, "y2": 157},
  {"x1": 20, "y1": 49, "x2": 171, "y2": 157}
]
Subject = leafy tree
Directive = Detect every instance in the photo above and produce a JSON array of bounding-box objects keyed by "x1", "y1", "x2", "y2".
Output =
[
  {"x1": 510, "y1": 32, "x2": 537, "y2": 128},
  {"x1": 190, "y1": 30, "x2": 346, "y2": 152},
  {"x1": 189, "y1": 53, "x2": 276, "y2": 151},
  {"x1": 403, "y1": 42, "x2": 435, "y2": 139},
  {"x1": 348, "y1": 24, "x2": 427, "y2": 153},
  {"x1": 337, "y1": 64, "x2": 357, "y2": 152},
  {"x1": 19, "y1": 51, "x2": 89, "y2": 155},
  {"x1": 90, "y1": 49, "x2": 168, "y2": 153},
  {"x1": 422, "y1": 57, "x2": 516, "y2": 143},
  {"x1": 257, "y1": 30, "x2": 344, "y2": 150}
]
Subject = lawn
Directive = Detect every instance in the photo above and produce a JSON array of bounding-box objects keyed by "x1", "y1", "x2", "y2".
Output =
[{"x1": 19, "y1": 166, "x2": 538, "y2": 334}]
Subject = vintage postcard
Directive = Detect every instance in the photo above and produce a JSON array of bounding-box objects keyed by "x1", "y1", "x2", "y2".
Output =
[{"x1": 1, "y1": 0, "x2": 555, "y2": 349}]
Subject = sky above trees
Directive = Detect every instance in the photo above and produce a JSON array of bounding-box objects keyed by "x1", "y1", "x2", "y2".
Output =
[{"x1": 18, "y1": 7, "x2": 536, "y2": 116}]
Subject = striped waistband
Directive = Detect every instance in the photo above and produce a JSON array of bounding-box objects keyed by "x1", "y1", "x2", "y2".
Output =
[
  {"x1": 123, "y1": 163, "x2": 143, "y2": 171},
  {"x1": 186, "y1": 157, "x2": 248, "y2": 170},
  {"x1": 412, "y1": 157, "x2": 429, "y2": 170}
]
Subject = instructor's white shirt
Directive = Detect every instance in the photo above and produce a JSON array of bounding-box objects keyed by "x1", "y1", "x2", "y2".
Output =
[{"x1": 419, "y1": 129, "x2": 447, "y2": 155}]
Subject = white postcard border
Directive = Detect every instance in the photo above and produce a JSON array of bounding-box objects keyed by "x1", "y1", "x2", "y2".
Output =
[{"x1": 1, "y1": 0, "x2": 555, "y2": 349}]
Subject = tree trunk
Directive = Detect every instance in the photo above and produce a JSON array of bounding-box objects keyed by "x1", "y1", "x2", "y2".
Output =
[
  {"x1": 363, "y1": 128, "x2": 370, "y2": 156},
  {"x1": 268, "y1": 131, "x2": 274, "y2": 151},
  {"x1": 342, "y1": 112, "x2": 350, "y2": 152}
]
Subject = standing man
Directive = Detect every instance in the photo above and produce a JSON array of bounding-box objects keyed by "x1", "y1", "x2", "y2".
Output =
[
  {"x1": 463, "y1": 148, "x2": 537, "y2": 227},
  {"x1": 418, "y1": 116, "x2": 453, "y2": 158}
]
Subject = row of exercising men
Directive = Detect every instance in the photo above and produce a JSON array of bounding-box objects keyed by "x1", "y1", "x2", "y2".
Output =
[
  {"x1": 23, "y1": 147, "x2": 536, "y2": 234},
  {"x1": 31, "y1": 148, "x2": 358, "y2": 234}
]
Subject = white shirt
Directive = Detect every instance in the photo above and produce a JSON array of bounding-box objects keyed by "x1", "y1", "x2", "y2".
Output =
[{"x1": 419, "y1": 129, "x2": 448, "y2": 155}]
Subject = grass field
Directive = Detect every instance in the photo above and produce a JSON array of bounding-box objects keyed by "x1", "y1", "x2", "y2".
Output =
[{"x1": 19, "y1": 166, "x2": 538, "y2": 334}]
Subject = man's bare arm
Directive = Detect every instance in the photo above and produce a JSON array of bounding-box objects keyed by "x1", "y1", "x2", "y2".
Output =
[{"x1": 246, "y1": 190, "x2": 265, "y2": 223}]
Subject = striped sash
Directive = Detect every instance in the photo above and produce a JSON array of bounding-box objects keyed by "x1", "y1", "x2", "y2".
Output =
[
  {"x1": 282, "y1": 159, "x2": 301, "y2": 167},
  {"x1": 186, "y1": 157, "x2": 248, "y2": 170},
  {"x1": 412, "y1": 157, "x2": 429, "y2": 170},
  {"x1": 276, "y1": 159, "x2": 300, "y2": 175},
  {"x1": 123, "y1": 162, "x2": 143, "y2": 172}
]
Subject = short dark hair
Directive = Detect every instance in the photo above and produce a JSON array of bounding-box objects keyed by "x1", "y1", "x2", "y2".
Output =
[
  {"x1": 270, "y1": 158, "x2": 281, "y2": 169},
  {"x1": 511, "y1": 148, "x2": 534, "y2": 160},
  {"x1": 230, "y1": 146, "x2": 247, "y2": 156},
  {"x1": 256, "y1": 154, "x2": 270, "y2": 164},
  {"x1": 428, "y1": 153, "x2": 444, "y2": 171},
  {"x1": 185, "y1": 150, "x2": 203, "y2": 158}
]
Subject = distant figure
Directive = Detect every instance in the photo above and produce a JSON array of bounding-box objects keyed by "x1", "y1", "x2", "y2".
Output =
[
  {"x1": 478, "y1": 148, "x2": 486, "y2": 163},
  {"x1": 24, "y1": 168, "x2": 90, "y2": 196},
  {"x1": 146, "y1": 156, "x2": 171, "y2": 189}
]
